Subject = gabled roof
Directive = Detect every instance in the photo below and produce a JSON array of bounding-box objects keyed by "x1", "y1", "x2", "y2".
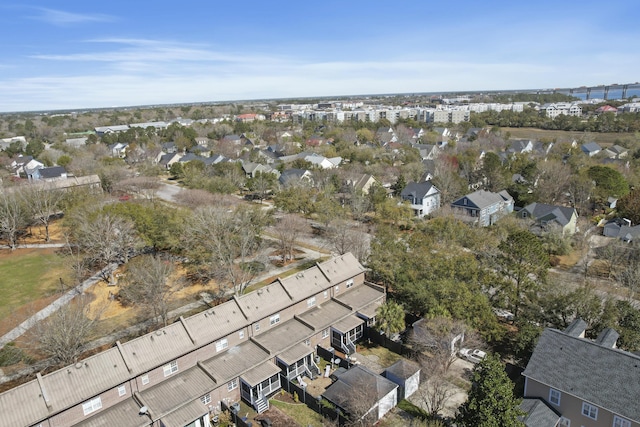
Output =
[
  {"x1": 74, "y1": 398, "x2": 148, "y2": 427},
  {"x1": 385, "y1": 359, "x2": 420, "y2": 380},
  {"x1": 451, "y1": 189, "x2": 512, "y2": 209},
  {"x1": 519, "y1": 398, "x2": 560, "y2": 427},
  {"x1": 252, "y1": 318, "x2": 314, "y2": 354},
  {"x1": 200, "y1": 340, "x2": 269, "y2": 385},
  {"x1": 323, "y1": 365, "x2": 398, "y2": 408},
  {"x1": 400, "y1": 181, "x2": 439, "y2": 200},
  {"x1": 234, "y1": 281, "x2": 292, "y2": 322},
  {"x1": 581, "y1": 141, "x2": 602, "y2": 153},
  {"x1": 120, "y1": 322, "x2": 197, "y2": 375},
  {"x1": 139, "y1": 364, "x2": 216, "y2": 418},
  {"x1": 38, "y1": 166, "x2": 66, "y2": 179},
  {"x1": 523, "y1": 327, "x2": 640, "y2": 422},
  {"x1": 317, "y1": 253, "x2": 366, "y2": 285},
  {"x1": 184, "y1": 298, "x2": 247, "y2": 345},
  {"x1": 520, "y1": 203, "x2": 576, "y2": 227},
  {"x1": 277, "y1": 265, "x2": 331, "y2": 302}
]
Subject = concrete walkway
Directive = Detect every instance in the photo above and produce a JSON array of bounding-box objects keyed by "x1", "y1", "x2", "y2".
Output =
[{"x1": 0, "y1": 263, "x2": 117, "y2": 348}]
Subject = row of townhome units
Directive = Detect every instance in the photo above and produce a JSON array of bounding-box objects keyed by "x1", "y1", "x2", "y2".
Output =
[{"x1": 1, "y1": 253, "x2": 386, "y2": 427}]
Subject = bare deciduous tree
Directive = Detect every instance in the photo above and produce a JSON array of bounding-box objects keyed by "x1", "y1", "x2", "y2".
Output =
[
  {"x1": 30, "y1": 294, "x2": 104, "y2": 366},
  {"x1": 173, "y1": 189, "x2": 239, "y2": 209},
  {"x1": 68, "y1": 210, "x2": 140, "y2": 282},
  {"x1": 534, "y1": 159, "x2": 571, "y2": 205},
  {"x1": 0, "y1": 188, "x2": 29, "y2": 250},
  {"x1": 115, "y1": 176, "x2": 161, "y2": 201},
  {"x1": 272, "y1": 214, "x2": 308, "y2": 262},
  {"x1": 182, "y1": 205, "x2": 269, "y2": 295},
  {"x1": 414, "y1": 367, "x2": 455, "y2": 418},
  {"x1": 326, "y1": 219, "x2": 370, "y2": 263},
  {"x1": 20, "y1": 183, "x2": 65, "y2": 242},
  {"x1": 410, "y1": 317, "x2": 482, "y2": 373},
  {"x1": 119, "y1": 255, "x2": 177, "y2": 327}
]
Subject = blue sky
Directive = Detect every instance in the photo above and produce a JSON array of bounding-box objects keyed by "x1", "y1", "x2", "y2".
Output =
[{"x1": 0, "y1": 1, "x2": 638, "y2": 112}]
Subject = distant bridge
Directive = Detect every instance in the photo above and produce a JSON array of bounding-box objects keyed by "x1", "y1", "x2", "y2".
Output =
[{"x1": 538, "y1": 82, "x2": 640, "y2": 100}]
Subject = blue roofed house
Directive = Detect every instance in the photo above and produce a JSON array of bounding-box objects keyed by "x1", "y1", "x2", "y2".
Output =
[
  {"x1": 581, "y1": 142, "x2": 602, "y2": 157},
  {"x1": 400, "y1": 181, "x2": 441, "y2": 218},
  {"x1": 522, "y1": 319, "x2": 640, "y2": 427},
  {"x1": 518, "y1": 202, "x2": 578, "y2": 235},
  {"x1": 450, "y1": 189, "x2": 514, "y2": 226}
]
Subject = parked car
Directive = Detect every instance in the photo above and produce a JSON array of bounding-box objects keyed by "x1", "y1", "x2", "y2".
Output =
[{"x1": 459, "y1": 348, "x2": 487, "y2": 364}]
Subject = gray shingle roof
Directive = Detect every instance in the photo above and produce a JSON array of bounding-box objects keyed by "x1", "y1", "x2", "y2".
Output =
[
  {"x1": 519, "y1": 398, "x2": 560, "y2": 427},
  {"x1": 322, "y1": 365, "x2": 398, "y2": 408},
  {"x1": 520, "y1": 203, "x2": 576, "y2": 227},
  {"x1": 452, "y1": 189, "x2": 512, "y2": 209},
  {"x1": 73, "y1": 398, "x2": 149, "y2": 427},
  {"x1": 400, "y1": 181, "x2": 438, "y2": 200},
  {"x1": 385, "y1": 359, "x2": 420, "y2": 380},
  {"x1": 523, "y1": 328, "x2": 640, "y2": 422}
]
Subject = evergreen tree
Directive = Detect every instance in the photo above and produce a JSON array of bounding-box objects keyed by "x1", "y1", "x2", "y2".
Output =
[
  {"x1": 391, "y1": 174, "x2": 407, "y2": 197},
  {"x1": 375, "y1": 300, "x2": 406, "y2": 338},
  {"x1": 457, "y1": 354, "x2": 524, "y2": 427}
]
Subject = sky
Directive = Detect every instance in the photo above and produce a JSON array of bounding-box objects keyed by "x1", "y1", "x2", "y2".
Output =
[{"x1": 0, "y1": 0, "x2": 639, "y2": 113}]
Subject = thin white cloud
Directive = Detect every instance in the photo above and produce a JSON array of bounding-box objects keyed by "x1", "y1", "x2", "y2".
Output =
[
  {"x1": 30, "y1": 38, "x2": 285, "y2": 69},
  {"x1": 29, "y1": 7, "x2": 115, "y2": 26}
]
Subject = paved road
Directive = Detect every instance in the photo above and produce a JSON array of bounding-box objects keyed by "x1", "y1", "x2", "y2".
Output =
[{"x1": 155, "y1": 182, "x2": 184, "y2": 203}]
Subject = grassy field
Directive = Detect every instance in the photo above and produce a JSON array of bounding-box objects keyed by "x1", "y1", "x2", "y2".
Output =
[
  {"x1": 0, "y1": 248, "x2": 71, "y2": 327},
  {"x1": 501, "y1": 127, "x2": 637, "y2": 146}
]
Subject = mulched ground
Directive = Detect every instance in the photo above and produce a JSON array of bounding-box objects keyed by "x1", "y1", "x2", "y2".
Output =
[{"x1": 254, "y1": 404, "x2": 300, "y2": 427}]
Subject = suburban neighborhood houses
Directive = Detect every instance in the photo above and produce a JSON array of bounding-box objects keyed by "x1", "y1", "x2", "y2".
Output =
[{"x1": 1, "y1": 89, "x2": 640, "y2": 427}]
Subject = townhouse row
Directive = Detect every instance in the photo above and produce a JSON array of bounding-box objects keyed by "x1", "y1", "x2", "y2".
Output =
[{"x1": 1, "y1": 253, "x2": 385, "y2": 427}]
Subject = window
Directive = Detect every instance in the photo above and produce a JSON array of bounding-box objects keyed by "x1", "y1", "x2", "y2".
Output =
[
  {"x1": 200, "y1": 394, "x2": 211, "y2": 405},
  {"x1": 163, "y1": 360, "x2": 178, "y2": 377},
  {"x1": 141, "y1": 375, "x2": 149, "y2": 385},
  {"x1": 613, "y1": 416, "x2": 631, "y2": 427},
  {"x1": 215, "y1": 338, "x2": 229, "y2": 352},
  {"x1": 239, "y1": 330, "x2": 245, "y2": 339},
  {"x1": 549, "y1": 388, "x2": 561, "y2": 406},
  {"x1": 270, "y1": 314, "x2": 280, "y2": 326},
  {"x1": 322, "y1": 328, "x2": 329, "y2": 338},
  {"x1": 581, "y1": 402, "x2": 598, "y2": 420},
  {"x1": 307, "y1": 296, "x2": 316, "y2": 307},
  {"x1": 118, "y1": 385, "x2": 126, "y2": 397},
  {"x1": 82, "y1": 397, "x2": 102, "y2": 416},
  {"x1": 558, "y1": 417, "x2": 570, "y2": 427},
  {"x1": 346, "y1": 279, "x2": 354, "y2": 288},
  {"x1": 334, "y1": 285, "x2": 339, "y2": 293},
  {"x1": 323, "y1": 291, "x2": 328, "y2": 299},
  {"x1": 228, "y1": 378, "x2": 238, "y2": 391},
  {"x1": 255, "y1": 323, "x2": 260, "y2": 331}
]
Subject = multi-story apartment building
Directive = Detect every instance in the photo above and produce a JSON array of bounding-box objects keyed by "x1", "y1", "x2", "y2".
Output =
[
  {"x1": 539, "y1": 102, "x2": 582, "y2": 118},
  {"x1": 0, "y1": 253, "x2": 385, "y2": 427},
  {"x1": 523, "y1": 320, "x2": 640, "y2": 427}
]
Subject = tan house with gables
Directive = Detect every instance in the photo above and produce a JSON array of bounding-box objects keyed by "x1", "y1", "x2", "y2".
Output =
[{"x1": 0, "y1": 253, "x2": 384, "y2": 427}]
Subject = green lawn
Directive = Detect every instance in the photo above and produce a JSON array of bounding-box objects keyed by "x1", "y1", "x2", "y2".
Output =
[{"x1": 0, "y1": 250, "x2": 70, "y2": 323}]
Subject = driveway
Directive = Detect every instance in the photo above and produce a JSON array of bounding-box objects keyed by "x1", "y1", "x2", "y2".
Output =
[
  {"x1": 156, "y1": 182, "x2": 184, "y2": 202},
  {"x1": 408, "y1": 357, "x2": 472, "y2": 418}
]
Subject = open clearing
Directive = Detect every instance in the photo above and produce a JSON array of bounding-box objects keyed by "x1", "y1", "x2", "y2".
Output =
[{"x1": 502, "y1": 127, "x2": 636, "y2": 145}]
